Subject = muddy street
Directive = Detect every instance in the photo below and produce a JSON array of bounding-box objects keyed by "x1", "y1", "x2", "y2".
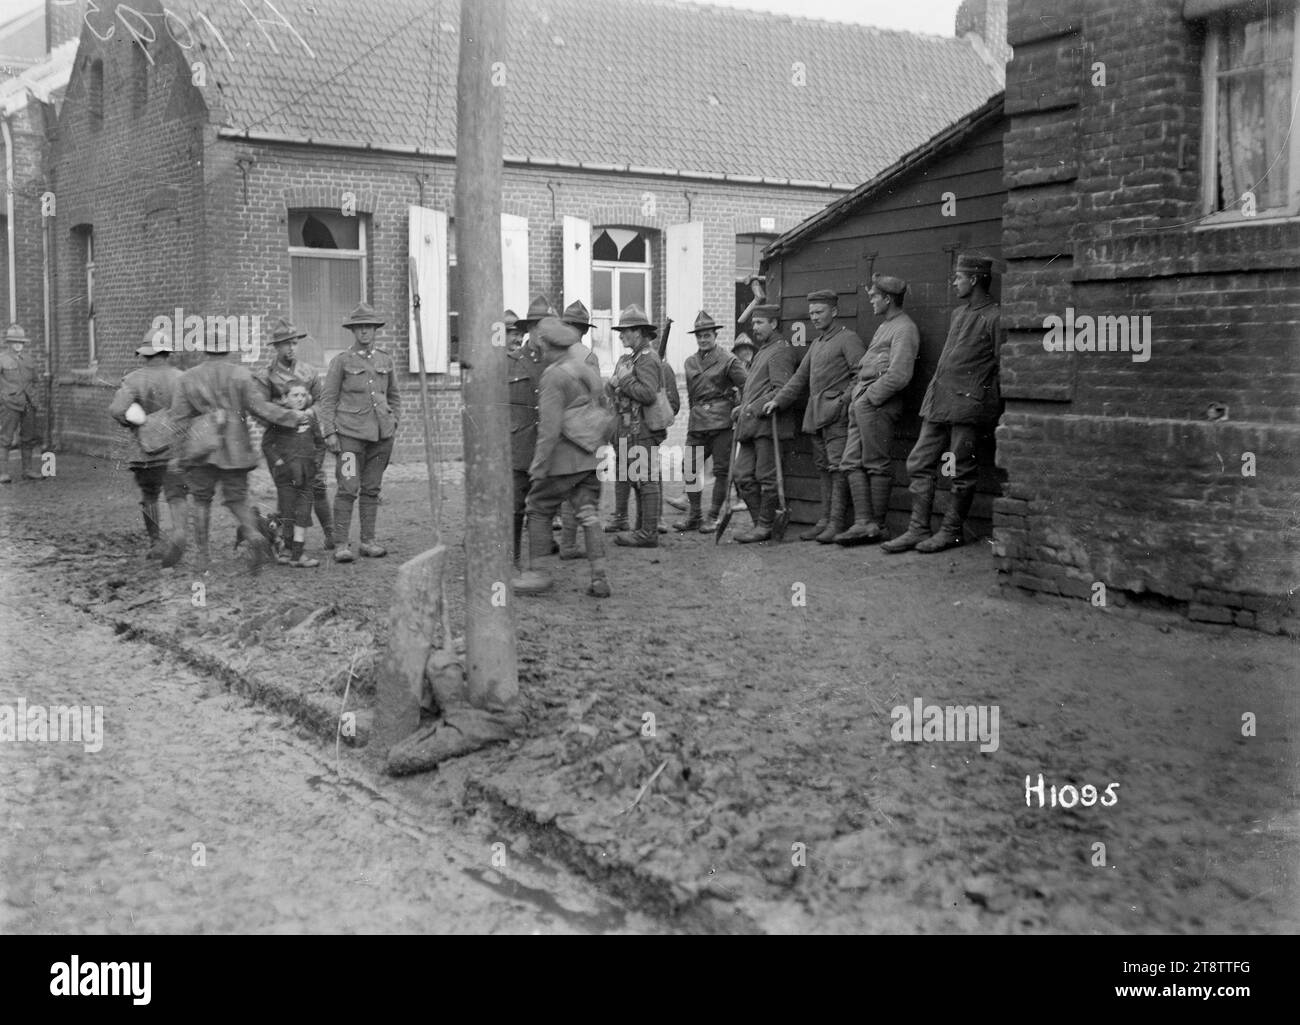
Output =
[{"x1": 0, "y1": 545, "x2": 661, "y2": 935}]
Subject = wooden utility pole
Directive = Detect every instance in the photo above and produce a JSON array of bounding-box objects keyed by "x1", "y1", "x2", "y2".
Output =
[{"x1": 457, "y1": 0, "x2": 517, "y2": 709}]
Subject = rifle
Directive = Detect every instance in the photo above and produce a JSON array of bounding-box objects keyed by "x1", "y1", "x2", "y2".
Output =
[{"x1": 657, "y1": 318, "x2": 673, "y2": 361}]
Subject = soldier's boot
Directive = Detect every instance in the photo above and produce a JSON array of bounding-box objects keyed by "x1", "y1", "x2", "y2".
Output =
[
  {"x1": 834, "y1": 469, "x2": 881, "y2": 546},
  {"x1": 159, "y1": 499, "x2": 189, "y2": 568},
  {"x1": 881, "y1": 478, "x2": 935, "y2": 554},
  {"x1": 815, "y1": 473, "x2": 850, "y2": 543},
  {"x1": 615, "y1": 482, "x2": 660, "y2": 547},
  {"x1": 313, "y1": 487, "x2": 335, "y2": 550},
  {"x1": 604, "y1": 480, "x2": 630, "y2": 533},
  {"x1": 140, "y1": 500, "x2": 164, "y2": 558},
  {"x1": 869, "y1": 473, "x2": 893, "y2": 539},
  {"x1": 915, "y1": 485, "x2": 976, "y2": 553},
  {"x1": 19, "y1": 446, "x2": 42, "y2": 481},
  {"x1": 358, "y1": 497, "x2": 387, "y2": 557},
  {"x1": 579, "y1": 504, "x2": 611, "y2": 598},
  {"x1": 233, "y1": 503, "x2": 273, "y2": 576},
  {"x1": 558, "y1": 501, "x2": 583, "y2": 559},
  {"x1": 736, "y1": 493, "x2": 777, "y2": 543},
  {"x1": 333, "y1": 495, "x2": 356, "y2": 563},
  {"x1": 190, "y1": 504, "x2": 211, "y2": 572},
  {"x1": 511, "y1": 513, "x2": 555, "y2": 594},
  {"x1": 737, "y1": 481, "x2": 762, "y2": 527},
  {"x1": 289, "y1": 541, "x2": 320, "y2": 568},
  {"x1": 698, "y1": 504, "x2": 720, "y2": 534},
  {"x1": 657, "y1": 492, "x2": 669, "y2": 534},
  {"x1": 673, "y1": 489, "x2": 703, "y2": 532},
  {"x1": 800, "y1": 472, "x2": 832, "y2": 540},
  {"x1": 665, "y1": 496, "x2": 689, "y2": 512}
]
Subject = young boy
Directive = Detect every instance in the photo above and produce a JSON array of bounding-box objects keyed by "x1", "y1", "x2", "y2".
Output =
[{"x1": 264, "y1": 383, "x2": 325, "y2": 567}]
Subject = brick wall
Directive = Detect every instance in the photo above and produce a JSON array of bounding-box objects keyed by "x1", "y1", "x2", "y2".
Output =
[{"x1": 998, "y1": 0, "x2": 1300, "y2": 633}]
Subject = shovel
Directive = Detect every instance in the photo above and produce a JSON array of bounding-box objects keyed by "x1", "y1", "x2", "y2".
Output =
[
  {"x1": 713, "y1": 431, "x2": 745, "y2": 545},
  {"x1": 771, "y1": 417, "x2": 790, "y2": 541}
]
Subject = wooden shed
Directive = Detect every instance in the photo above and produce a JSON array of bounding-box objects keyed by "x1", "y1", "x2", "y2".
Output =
[{"x1": 760, "y1": 93, "x2": 1007, "y2": 531}]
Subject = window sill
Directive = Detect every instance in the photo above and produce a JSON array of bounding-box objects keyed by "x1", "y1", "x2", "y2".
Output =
[
  {"x1": 1193, "y1": 209, "x2": 1300, "y2": 230},
  {"x1": 1074, "y1": 218, "x2": 1300, "y2": 281}
]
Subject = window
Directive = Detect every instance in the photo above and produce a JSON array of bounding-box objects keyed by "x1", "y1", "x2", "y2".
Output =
[
  {"x1": 88, "y1": 59, "x2": 104, "y2": 127},
  {"x1": 447, "y1": 221, "x2": 461, "y2": 366},
  {"x1": 735, "y1": 232, "x2": 775, "y2": 333},
  {"x1": 591, "y1": 227, "x2": 653, "y2": 368},
  {"x1": 1202, "y1": 5, "x2": 1299, "y2": 220},
  {"x1": 288, "y1": 208, "x2": 368, "y2": 368},
  {"x1": 72, "y1": 226, "x2": 96, "y2": 363}
]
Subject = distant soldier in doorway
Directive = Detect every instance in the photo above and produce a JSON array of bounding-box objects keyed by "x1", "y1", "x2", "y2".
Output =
[{"x1": 0, "y1": 323, "x2": 43, "y2": 484}]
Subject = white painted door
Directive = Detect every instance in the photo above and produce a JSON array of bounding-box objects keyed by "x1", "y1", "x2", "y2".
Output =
[
  {"x1": 501, "y1": 213, "x2": 529, "y2": 317},
  {"x1": 408, "y1": 205, "x2": 448, "y2": 373},
  {"x1": 665, "y1": 221, "x2": 703, "y2": 372}
]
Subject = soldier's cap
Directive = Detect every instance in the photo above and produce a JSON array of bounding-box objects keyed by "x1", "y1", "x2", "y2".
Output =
[
  {"x1": 5, "y1": 323, "x2": 28, "y2": 343},
  {"x1": 561, "y1": 299, "x2": 591, "y2": 330},
  {"x1": 343, "y1": 301, "x2": 385, "y2": 328},
  {"x1": 688, "y1": 310, "x2": 721, "y2": 334},
  {"x1": 136, "y1": 327, "x2": 173, "y2": 357},
  {"x1": 535, "y1": 316, "x2": 582, "y2": 349},
  {"x1": 519, "y1": 294, "x2": 556, "y2": 327},
  {"x1": 869, "y1": 273, "x2": 908, "y2": 298},
  {"x1": 732, "y1": 335, "x2": 757, "y2": 352},
  {"x1": 751, "y1": 303, "x2": 781, "y2": 320},
  {"x1": 956, "y1": 253, "x2": 994, "y2": 275},
  {"x1": 269, "y1": 318, "x2": 308, "y2": 346},
  {"x1": 503, "y1": 309, "x2": 521, "y2": 330},
  {"x1": 806, "y1": 289, "x2": 838, "y2": 305},
  {"x1": 613, "y1": 304, "x2": 658, "y2": 336}
]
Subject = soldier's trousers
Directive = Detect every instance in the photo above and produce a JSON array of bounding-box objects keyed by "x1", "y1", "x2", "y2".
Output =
[
  {"x1": 131, "y1": 462, "x2": 187, "y2": 503},
  {"x1": 683, "y1": 427, "x2": 733, "y2": 514},
  {"x1": 906, "y1": 419, "x2": 979, "y2": 494},
  {"x1": 334, "y1": 434, "x2": 394, "y2": 543},
  {"x1": 840, "y1": 391, "x2": 903, "y2": 475},
  {"x1": 186, "y1": 465, "x2": 251, "y2": 513},
  {"x1": 0, "y1": 404, "x2": 39, "y2": 448},
  {"x1": 733, "y1": 436, "x2": 778, "y2": 517},
  {"x1": 809, "y1": 417, "x2": 849, "y2": 473},
  {"x1": 526, "y1": 469, "x2": 604, "y2": 564}
]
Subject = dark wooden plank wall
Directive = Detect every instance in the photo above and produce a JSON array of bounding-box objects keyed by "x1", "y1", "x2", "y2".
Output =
[{"x1": 765, "y1": 121, "x2": 1007, "y2": 530}]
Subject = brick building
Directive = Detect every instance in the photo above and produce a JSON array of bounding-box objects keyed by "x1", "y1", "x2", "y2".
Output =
[
  {"x1": 41, "y1": 0, "x2": 1002, "y2": 460},
  {"x1": 994, "y1": 0, "x2": 1300, "y2": 631}
]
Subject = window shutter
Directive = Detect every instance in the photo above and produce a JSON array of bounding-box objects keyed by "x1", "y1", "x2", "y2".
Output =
[
  {"x1": 408, "y1": 205, "x2": 448, "y2": 373},
  {"x1": 665, "y1": 221, "x2": 704, "y2": 372},
  {"x1": 501, "y1": 213, "x2": 529, "y2": 317},
  {"x1": 562, "y1": 216, "x2": 593, "y2": 313}
]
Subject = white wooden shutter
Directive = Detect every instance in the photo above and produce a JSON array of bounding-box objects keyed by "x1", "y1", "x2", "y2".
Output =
[
  {"x1": 562, "y1": 215, "x2": 592, "y2": 312},
  {"x1": 501, "y1": 213, "x2": 529, "y2": 316},
  {"x1": 408, "y1": 205, "x2": 448, "y2": 373},
  {"x1": 665, "y1": 221, "x2": 704, "y2": 372}
]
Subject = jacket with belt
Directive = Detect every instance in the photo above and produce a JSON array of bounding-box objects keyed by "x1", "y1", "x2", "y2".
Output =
[
  {"x1": 853, "y1": 312, "x2": 920, "y2": 407},
  {"x1": 608, "y1": 343, "x2": 665, "y2": 442},
  {"x1": 735, "y1": 336, "x2": 800, "y2": 443},
  {"x1": 530, "y1": 350, "x2": 605, "y2": 479},
  {"x1": 684, "y1": 346, "x2": 747, "y2": 432},
  {"x1": 920, "y1": 298, "x2": 1001, "y2": 426},
  {"x1": 318, "y1": 345, "x2": 401, "y2": 442},
  {"x1": 109, "y1": 362, "x2": 184, "y2": 466},
  {"x1": 170, "y1": 358, "x2": 301, "y2": 470},
  {"x1": 772, "y1": 323, "x2": 867, "y2": 432}
]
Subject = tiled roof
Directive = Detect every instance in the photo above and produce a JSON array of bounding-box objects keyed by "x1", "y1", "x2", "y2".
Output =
[{"x1": 166, "y1": 0, "x2": 1001, "y2": 186}]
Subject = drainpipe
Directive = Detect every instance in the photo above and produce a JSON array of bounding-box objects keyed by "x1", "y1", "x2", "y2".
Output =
[
  {"x1": 42, "y1": 189, "x2": 52, "y2": 446},
  {"x1": 2, "y1": 114, "x2": 16, "y2": 324}
]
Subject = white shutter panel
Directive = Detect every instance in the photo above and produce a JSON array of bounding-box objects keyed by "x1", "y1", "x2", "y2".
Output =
[
  {"x1": 665, "y1": 221, "x2": 704, "y2": 372},
  {"x1": 408, "y1": 205, "x2": 448, "y2": 373},
  {"x1": 562, "y1": 215, "x2": 592, "y2": 312},
  {"x1": 501, "y1": 213, "x2": 529, "y2": 316}
]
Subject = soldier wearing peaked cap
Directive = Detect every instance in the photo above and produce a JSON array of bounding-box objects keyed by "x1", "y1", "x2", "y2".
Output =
[
  {"x1": 505, "y1": 295, "x2": 554, "y2": 564},
  {"x1": 0, "y1": 324, "x2": 43, "y2": 484},
  {"x1": 883, "y1": 253, "x2": 1002, "y2": 555},
  {"x1": 252, "y1": 318, "x2": 334, "y2": 551},
  {"x1": 833, "y1": 273, "x2": 919, "y2": 546},
  {"x1": 675, "y1": 310, "x2": 746, "y2": 533},
  {"x1": 318, "y1": 302, "x2": 401, "y2": 562},
  {"x1": 109, "y1": 328, "x2": 188, "y2": 557},
  {"x1": 763, "y1": 288, "x2": 867, "y2": 542}
]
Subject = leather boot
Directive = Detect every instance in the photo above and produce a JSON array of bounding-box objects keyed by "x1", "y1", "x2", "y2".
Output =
[
  {"x1": 800, "y1": 472, "x2": 831, "y2": 540},
  {"x1": 616, "y1": 481, "x2": 660, "y2": 547},
  {"x1": 559, "y1": 501, "x2": 582, "y2": 558},
  {"x1": 141, "y1": 500, "x2": 163, "y2": 557},
  {"x1": 159, "y1": 499, "x2": 188, "y2": 568},
  {"x1": 869, "y1": 473, "x2": 893, "y2": 538},
  {"x1": 314, "y1": 488, "x2": 335, "y2": 549},
  {"x1": 583, "y1": 510, "x2": 611, "y2": 597},
  {"x1": 736, "y1": 493, "x2": 777, "y2": 543},
  {"x1": 20, "y1": 447, "x2": 42, "y2": 480},
  {"x1": 882, "y1": 477, "x2": 935, "y2": 553},
  {"x1": 191, "y1": 504, "x2": 211, "y2": 572},
  {"x1": 673, "y1": 490, "x2": 702, "y2": 531},
  {"x1": 834, "y1": 469, "x2": 881, "y2": 545},
  {"x1": 916, "y1": 485, "x2": 976, "y2": 553},
  {"x1": 815, "y1": 473, "x2": 849, "y2": 543},
  {"x1": 737, "y1": 480, "x2": 762, "y2": 527},
  {"x1": 512, "y1": 512, "x2": 555, "y2": 594},
  {"x1": 605, "y1": 480, "x2": 631, "y2": 532},
  {"x1": 333, "y1": 494, "x2": 355, "y2": 562},
  {"x1": 358, "y1": 497, "x2": 386, "y2": 557}
]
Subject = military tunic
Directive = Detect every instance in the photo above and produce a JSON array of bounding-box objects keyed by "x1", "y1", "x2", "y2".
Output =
[
  {"x1": 771, "y1": 322, "x2": 866, "y2": 473},
  {"x1": 318, "y1": 345, "x2": 401, "y2": 442},
  {"x1": 109, "y1": 362, "x2": 185, "y2": 466},
  {"x1": 733, "y1": 335, "x2": 800, "y2": 515},
  {"x1": 841, "y1": 312, "x2": 920, "y2": 475},
  {"x1": 0, "y1": 346, "x2": 40, "y2": 448},
  {"x1": 920, "y1": 297, "x2": 1001, "y2": 426},
  {"x1": 682, "y1": 346, "x2": 747, "y2": 515}
]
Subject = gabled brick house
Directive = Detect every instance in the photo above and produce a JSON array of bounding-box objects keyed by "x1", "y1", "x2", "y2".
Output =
[{"x1": 42, "y1": 0, "x2": 1002, "y2": 460}]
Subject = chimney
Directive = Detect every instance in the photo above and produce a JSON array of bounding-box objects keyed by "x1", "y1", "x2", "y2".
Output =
[{"x1": 956, "y1": 0, "x2": 1011, "y2": 85}]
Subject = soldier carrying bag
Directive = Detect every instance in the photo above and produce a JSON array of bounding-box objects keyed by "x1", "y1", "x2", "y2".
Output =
[{"x1": 561, "y1": 370, "x2": 617, "y2": 453}]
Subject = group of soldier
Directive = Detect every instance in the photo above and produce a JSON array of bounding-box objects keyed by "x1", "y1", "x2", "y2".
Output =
[
  {"x1": 502, "y1": 250, "x2": 1001, "y2": 598},
  {"x1": 105, "y1": 301, "x2": 400, "y2": 573}
]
